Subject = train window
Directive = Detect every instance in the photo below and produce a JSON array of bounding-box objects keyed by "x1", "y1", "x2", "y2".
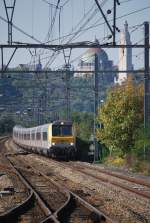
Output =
[
  {"x1": 61, "y1": 126, "x2": 72, "y2": 136},
  {"x1": 25, "y1": 133, "x2": 27, "y2": 140},
  {"x1": 52, "y1": 126, "x2": 60, "y2": 136},
  {"x1": 32, "y1": 133, "x2": 35, "y2": 140},
  {"x1": 52, "y1": 125, "x2": 72, "y2": 136},
  {"x1": 43, "y1": 132, "x2": 47, "y2": 141},
  {"x1": 27, "y1": 134, "x2": 30, "y2": 140},
  {"x1": 36, "y1": 132, "x2": 41, "y2": 140}
]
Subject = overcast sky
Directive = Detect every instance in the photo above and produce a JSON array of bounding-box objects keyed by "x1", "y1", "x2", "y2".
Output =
[{"x1": 0, "y1": 0, "x2": 150, "y2": 69}]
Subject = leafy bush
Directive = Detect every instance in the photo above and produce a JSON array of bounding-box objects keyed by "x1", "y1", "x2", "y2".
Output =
[
  {"x1": 105, "y1": 156, "x2": 125, "y2": 167},
  {"x1": 132, "y1": 160, "x2": 150, "y2": 176},
  {"x1": 133, "y1": 124, "x2": 150, "y2": 161}
]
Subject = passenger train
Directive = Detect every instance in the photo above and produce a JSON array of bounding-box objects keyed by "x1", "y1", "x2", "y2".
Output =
[{"x1": 13, "y1": 121, "x2": 76, "y2": 160}]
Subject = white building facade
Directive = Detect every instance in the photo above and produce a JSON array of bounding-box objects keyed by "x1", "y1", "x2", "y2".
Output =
[{"x1": 115, "y1": 21, "x2": 133, "y2": 84}]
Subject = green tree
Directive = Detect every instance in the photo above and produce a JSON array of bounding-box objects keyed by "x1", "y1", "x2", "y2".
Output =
[
  {"x1": 97, "y1": 77, "x2": 144, "y2": 155},
  {"x1": 0, "y1": 116, "x2": 15, "y2": 135},
  {"x1": 133, "y1": 124, "x2": 150, "y2": 160},
  {"x1": 72, "y1": 112, "x2": 94, "y2": 141}
]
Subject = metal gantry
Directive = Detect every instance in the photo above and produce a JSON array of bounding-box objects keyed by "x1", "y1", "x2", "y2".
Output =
[
  {"x1": 144, "y1": 22, "x2": 150, "y2": 129},
  {"x1": 3, "y1": 0, "x2": 16, "y2": 44},
  {"x1": 144, "y1": 21, "x2": 149, "y2": 159},
  {"x1": 94, "y1": 54, "x2": 99, "y2": 161}
]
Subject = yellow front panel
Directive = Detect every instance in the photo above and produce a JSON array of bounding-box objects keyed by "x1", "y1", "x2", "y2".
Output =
[
  {"x1": 48, "y1": 124, "x2": 52, "y2": 142},
  {"x1": 52, "y1": 136, "x2": 74, "y2": 144}
]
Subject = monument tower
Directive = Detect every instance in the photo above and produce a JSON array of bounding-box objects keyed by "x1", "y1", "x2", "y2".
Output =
[{"x1": 115, "y1": 21, "x2": 133, "y2": 84}]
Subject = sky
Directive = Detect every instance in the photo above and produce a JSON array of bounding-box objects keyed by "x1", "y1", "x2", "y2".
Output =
[{"x1": 0, "y1": 0, "x2": 150, "y2": 70}]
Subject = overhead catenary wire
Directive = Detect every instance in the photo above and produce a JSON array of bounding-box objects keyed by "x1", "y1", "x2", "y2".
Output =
[
  {"x1": 0, "y1": 15, "x2": 42, "y2": 43},
  {"x1": 36, "y1": 3, "x2": 150, "y2": 69},
  {"x1": 0, "y1": 0, "x2": 149, "y2": 72},
  {"x1": 44, "y1": 0, "x2": 108, "y2": 69},
  {"x1": 42, "y1": 2, "x2": 98, "y2": 67},
  {"x1": 0, "y1": 1, "x2": 149, "y2": 46},
  {"x1": 47, "y1": 6, "x2": 150, "y2": 69}
]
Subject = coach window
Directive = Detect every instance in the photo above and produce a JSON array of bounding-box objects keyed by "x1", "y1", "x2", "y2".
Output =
[
  {"x1": 43, "y1": 132, "x2": 47, "y2": 141},
  {"x1": 27, "y1": 134, "x2": 30, "y2": 140},
  {"x1": 32, "y1": 132, "x2": 35, "y2": 140},
  {"x1": 36, "y1": 132, "x2": 41, "y2": 140}
]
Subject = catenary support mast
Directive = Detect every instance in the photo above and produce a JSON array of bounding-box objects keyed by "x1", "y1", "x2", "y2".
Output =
[
  {"x1": 94, "y1": 53, "x2": 99, "y2": 161},
  {"x1": 3, "y1": 0, "x2": 16, "y2": 44}
]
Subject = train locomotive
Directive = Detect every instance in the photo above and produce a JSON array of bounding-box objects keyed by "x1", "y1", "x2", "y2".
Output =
[{"x1": 13, "y1": 121, "x2": 76, "y2": 160}]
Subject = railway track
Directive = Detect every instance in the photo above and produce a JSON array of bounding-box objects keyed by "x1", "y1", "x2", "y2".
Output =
[
  {"x1": 3, "y1": 140, "x2": 114, "y2": 223},
  {"x1": 6, "y1": 140, "x2": 150, "y2": 222},
  {"x1": 0, "y1": 138, "x2": 50, "y2": 223},
  {"x1": 74, "y1": 162, "x2": 150, "y2": 188},
  {"x1": 50, "y1": 160, "x2": 150, "y2": 200}
]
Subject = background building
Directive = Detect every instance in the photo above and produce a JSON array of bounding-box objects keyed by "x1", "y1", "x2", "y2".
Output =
[
  {"x1": 115, "y1": 21, "x2": 133, "y2": 84},
  {"x1": 74, "y1": 44, "x2": 115, "y2": 84}
]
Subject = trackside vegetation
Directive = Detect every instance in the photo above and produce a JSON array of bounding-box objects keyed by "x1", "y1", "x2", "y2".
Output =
[{"x1": 97, "y1": 77, "x2": 150, "y2": 175}]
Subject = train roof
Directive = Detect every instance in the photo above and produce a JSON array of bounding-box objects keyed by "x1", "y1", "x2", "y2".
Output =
[
  {"x1": 13, "y1": 123, "x2": 50, "y2": 131},
  {"x1": 13, "y1": 121, "x2": 73, "y2": 132}
]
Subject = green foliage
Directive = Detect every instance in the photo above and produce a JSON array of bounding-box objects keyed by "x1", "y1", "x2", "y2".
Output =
[
  {"x1": 76, "y1": 137, "x2": 90, "y2": 161},
  {"x1": 0, "y1": 115, "x2": 15, "y2": 135},
  {"x1": 97, "y1": 77, "x2": 144, "y2": 155},
  {"x1": 132, "y1": 160, "x2": 150, "y2": 176},
  {"x1": 133, "y1": 124, "x2": 150, "y2": 160},
  {"x1": 72, "y1": 112, "x2": 94, "y2": 141}
]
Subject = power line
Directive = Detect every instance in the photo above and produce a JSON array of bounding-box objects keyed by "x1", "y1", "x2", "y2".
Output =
[
  {"x1": 44, "y1": 0, "x2": 108, "y2": 68},
  {"x1": 0, "y1": 15, "x2": 42, "y2": 43},
  {"x1": 38, "y1": 5, "x2": 150, "y2": 47}
]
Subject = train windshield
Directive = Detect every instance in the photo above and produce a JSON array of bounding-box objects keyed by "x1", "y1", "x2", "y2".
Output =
[{"x1": 52, "y1": 125, "x2": 72, "y2": 136}]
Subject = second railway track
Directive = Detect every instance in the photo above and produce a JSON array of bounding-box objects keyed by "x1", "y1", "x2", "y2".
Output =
[{"x1": 48, "y1": 160, "x2": 150, "y2": 200}]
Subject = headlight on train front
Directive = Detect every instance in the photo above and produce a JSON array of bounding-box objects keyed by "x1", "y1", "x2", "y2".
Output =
[
  {"x1": 52, "y1": 142, "x2": 55, "y2": 146},
  {"x1": 70, "y1": 142, "x2": 74, "y2": 146}
]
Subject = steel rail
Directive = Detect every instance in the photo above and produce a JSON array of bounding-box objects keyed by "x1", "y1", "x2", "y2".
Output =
[
  {"x1": 51, "y1": 160, "x2": 150, "y2": 200},
  {"x1": 7, "y1": 143, "x2": 115, "y2": 223},
  {"x1": 0, "y1": 138, "x2": 42, "y2": 223},
  {"x1": 76, "y1": 164, "x2": 150, "y2": 188},
  {"x1": 30, "y1": 165, "x2": 116, "y2": 223},
  {"x1": 5, "y1": 154, "x2": 58, "y2": 223},
  {"x1": 0, "y1": 192, "x2": 34, "y2": 222}
]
